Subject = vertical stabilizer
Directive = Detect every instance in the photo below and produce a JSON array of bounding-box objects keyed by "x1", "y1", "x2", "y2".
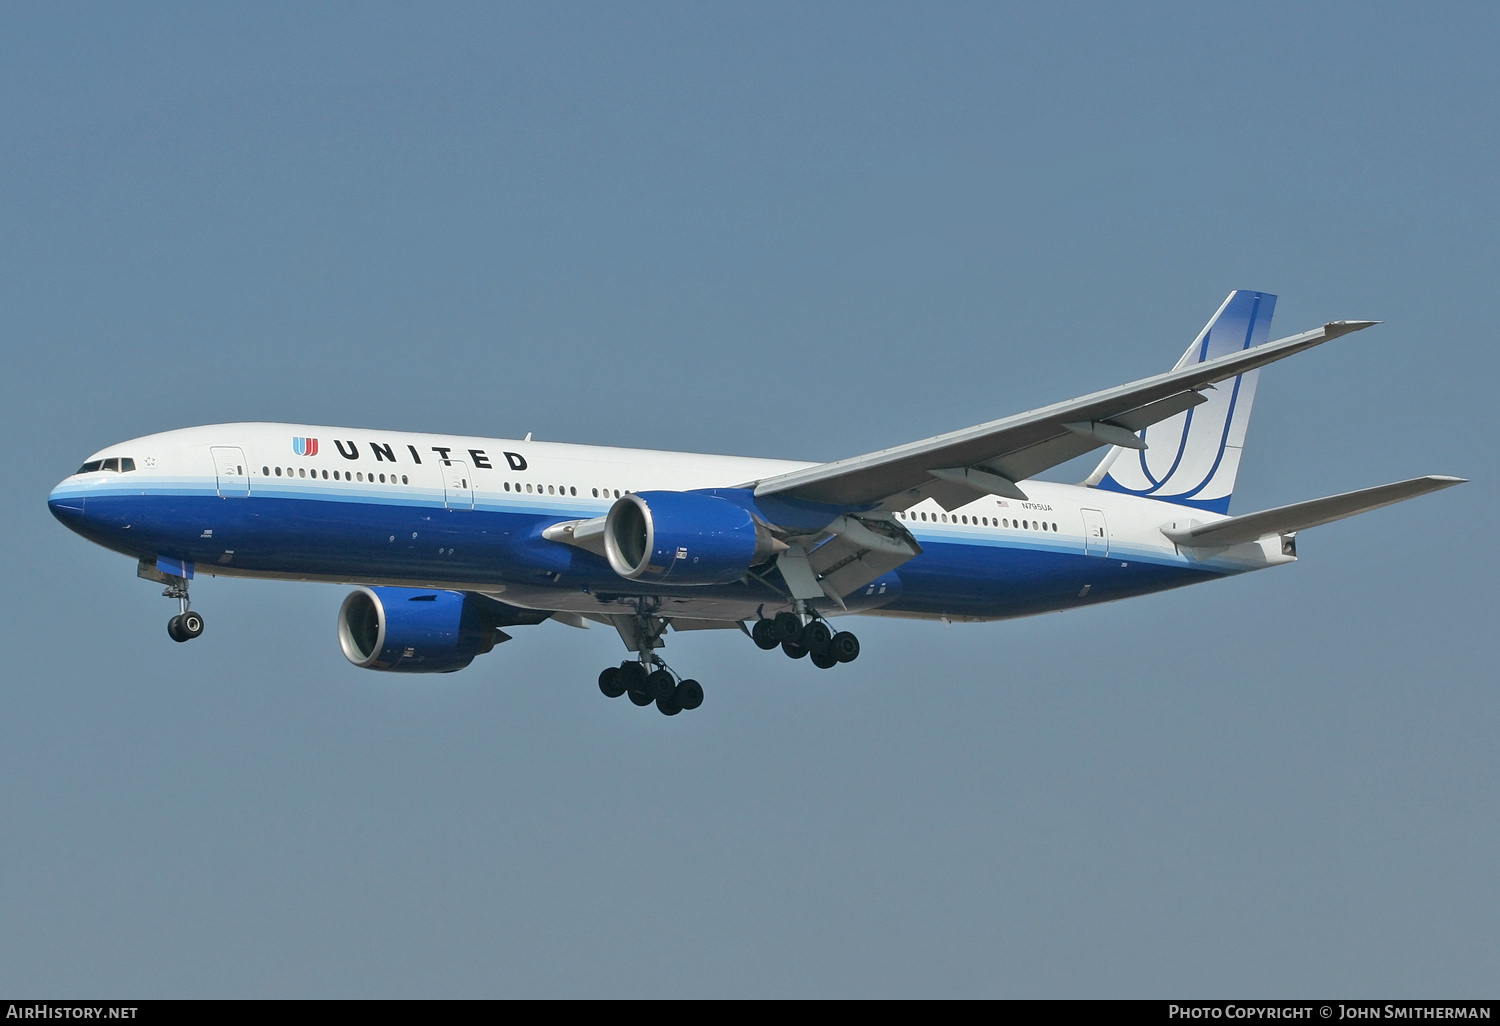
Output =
[{"x1": 1086, "y1": 290, "x2": 1276, "y2": 514}]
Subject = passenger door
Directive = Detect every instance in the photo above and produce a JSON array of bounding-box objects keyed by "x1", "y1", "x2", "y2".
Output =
[
  {"x1": 442, "y1": 459, "x2": 474, "y2": 510},
  {"x1": 210, "y1": 446, "x2": 251, "y2": 498},
  {"x1": 1081, "y1": 508, "x2": 1109, "y2": 557}
]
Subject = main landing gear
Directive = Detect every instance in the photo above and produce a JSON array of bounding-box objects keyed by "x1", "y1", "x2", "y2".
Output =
[
  {"x1": 752, "y1": 610, "x2": 859, "y2": 670},
  {"x1": 597, "y1": 609, "x2": 705, "y2": 717},
  {"x1": 597, "y1": 661, "x2": 705, "y2": 717},
  {"x1": 162, "y1": 575, "x2": 205, "y2": 643}
]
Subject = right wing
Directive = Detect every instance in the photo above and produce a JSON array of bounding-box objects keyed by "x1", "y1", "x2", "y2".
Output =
[{"x1": 747, "y1": 320, "x2": 1378, "y2": 512}]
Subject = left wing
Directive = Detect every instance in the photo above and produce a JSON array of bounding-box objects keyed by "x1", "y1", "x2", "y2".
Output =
[{"x1": 748, "y1": 319, "x2": 1377, "y2": 511}]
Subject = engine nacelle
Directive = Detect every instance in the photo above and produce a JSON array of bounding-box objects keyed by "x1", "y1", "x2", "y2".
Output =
[
  {"x1": 604, "y1": 490, "x2": 782, "y2": 584},
  {"x1": 338, "y1": 586, "x2": 506, "y2": 673}
]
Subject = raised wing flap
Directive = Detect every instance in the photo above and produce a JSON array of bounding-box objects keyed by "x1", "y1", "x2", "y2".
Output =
[
  {"x1": 1162, "y1": 475, "x2": 1465, "y2": 548},
  {"x1": 751, "y1": 320, "x2": 1376, "y2": 510},
  {"x1": 806, "y1": 514, "x2": 923, "y2": 601}
]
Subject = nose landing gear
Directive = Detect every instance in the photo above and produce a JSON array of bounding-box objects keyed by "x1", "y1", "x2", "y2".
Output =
[{"x1": 161, "y1": 575, "x2": 205, "y2": 643}]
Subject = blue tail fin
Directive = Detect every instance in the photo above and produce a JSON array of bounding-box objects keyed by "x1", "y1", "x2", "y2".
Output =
[{"x1": 1086, "y1": 290, "x2": 1277, "y2": 514}]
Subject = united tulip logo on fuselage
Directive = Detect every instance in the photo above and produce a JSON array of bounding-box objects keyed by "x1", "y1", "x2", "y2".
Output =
[{"x1": 293, "y1": 437, "x2": 319, "y2": 457}]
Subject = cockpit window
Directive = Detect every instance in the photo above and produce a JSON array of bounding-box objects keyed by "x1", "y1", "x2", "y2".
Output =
[{"x1": 76, "y1": 457, "x2": 136, "y2": 474}]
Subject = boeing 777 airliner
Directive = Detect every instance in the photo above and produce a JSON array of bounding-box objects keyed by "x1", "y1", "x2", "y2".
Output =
[{"x1": 49, "y1": 292, "x2": 1463, "y2": 716}]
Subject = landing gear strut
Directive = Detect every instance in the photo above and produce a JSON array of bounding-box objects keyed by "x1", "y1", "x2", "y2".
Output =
[
  {"x1": 162, "y1": 575, "x2": 205, "y2": 643},
  {"x1": 752, "y1": 610, "x2": 858, "y2": 670}
]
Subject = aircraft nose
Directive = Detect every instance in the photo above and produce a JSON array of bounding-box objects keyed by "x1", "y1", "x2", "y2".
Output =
[{"x1": 48, "y1": 483, "x2": 85, "y2": 525}]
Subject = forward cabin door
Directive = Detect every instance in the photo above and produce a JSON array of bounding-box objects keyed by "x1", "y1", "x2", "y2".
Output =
[
  {"x1": 210, "y1": 446, "x2": 251, "y2": 497},
  {"x1": 1081, "y1": 508, "x2": 1109, "y2": 557},
  {"x1": 442, "y1": 459, "x2": 474, "y2": 510}
]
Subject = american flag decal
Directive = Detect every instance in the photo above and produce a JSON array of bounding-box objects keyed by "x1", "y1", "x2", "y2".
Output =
[{"x1": 292, "y1": 437, "x2": 319, "y2": 457}]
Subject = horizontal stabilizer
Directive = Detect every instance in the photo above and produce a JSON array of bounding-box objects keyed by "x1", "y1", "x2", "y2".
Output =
[{"x1": 1162, "y1": 475, "x2": 1466, "y2": 548}]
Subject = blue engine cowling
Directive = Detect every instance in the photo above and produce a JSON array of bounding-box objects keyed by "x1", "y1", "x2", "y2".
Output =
[
  {"x1": 604, "y1": 490, "x2": 782, "y2": 584},
  {"x1": 338, "y1": 586, "x2": 516, "y2": 673}
]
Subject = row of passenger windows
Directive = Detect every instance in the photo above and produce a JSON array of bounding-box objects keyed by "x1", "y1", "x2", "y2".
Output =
[
  {"x1": 896, "y1": 509, "x2": 1060, "y2": 532},
  {"x1": 257, "y1": 467, "x2": 626, "y2": 496},
  {"x1": 500, "y1": 482, "x2": 628, "y2": 499},
  {"x1": 264, "y1": 466, "x2": 410, "y2": 485},
  {"x1": 504, "y1": 482, "x2": 584, "y2": 496},
  {"x1": 77, "y1": 458, "x2": 136, "y2": 473}
]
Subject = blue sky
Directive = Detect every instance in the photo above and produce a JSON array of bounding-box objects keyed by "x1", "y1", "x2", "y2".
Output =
[{"x1": 1, "y1": 2, "x2": 1494, "y2": 996}]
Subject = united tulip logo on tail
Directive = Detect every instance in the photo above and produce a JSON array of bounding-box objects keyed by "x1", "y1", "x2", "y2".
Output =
[{"x1": 293, "y1": 437, "x2": 319, "y2": 457}]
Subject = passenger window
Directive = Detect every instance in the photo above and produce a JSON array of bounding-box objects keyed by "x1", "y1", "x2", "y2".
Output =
[
  {"x1": 379, "y1": 474, "x2": 385, "y2": 483},
  {"x1": 322, "y1": 470, "x2": 329, "y2": 479},
  {"x1": 401, "y1": 476, "x2": 408, "y2": 484},
  {"x1": 263, "y1": 466, "x2": 270, "y2": 476},
  {"x1": 570, "y1": 487, "x2": 576, "y2": 496},
  {"x1": 526, "y1": 484, "x2": 533, "y2": 493},
  {"x1": 592, "y1": 488, "x2": 598, "y2": 497},
  {"x1": 121, "y1": 458, "x2": 136, "y2": 472},
  {"x1": 548, "y1": 485, "x2": 554, "y2": 495},
  {"x1": 614, "y1": 490, "x2": 620, "y2": 498},
  {"x1": 299, "y1": 468, "x2": 306, "y2": 478},
  {"x1": 504, "y1": 482, "x2": 511, "y2": 491},
  {"x1": 275, "y1": 467, "x2": 283, "y2": 476},
  {"x1": 357, "y1": 472, "x2": 364, "y2": 482}
]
